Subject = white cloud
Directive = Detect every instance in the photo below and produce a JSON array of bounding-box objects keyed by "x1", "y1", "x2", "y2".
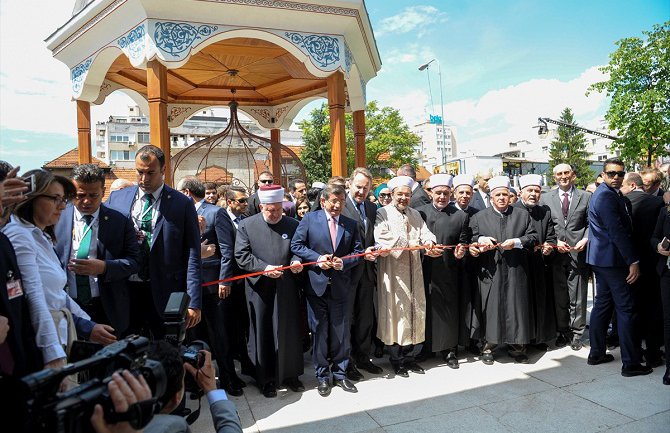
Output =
[
  {"x1": 383, "y1": 43, "x2": 436, "y2": 66},
  {"x1": 375, "y1": 6, "x2": 447, "y2": 37}
]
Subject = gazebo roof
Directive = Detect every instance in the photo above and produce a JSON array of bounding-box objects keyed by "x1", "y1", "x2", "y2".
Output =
[{"x1": 47, "y1": 0, "x2": 381, "y2": 129}]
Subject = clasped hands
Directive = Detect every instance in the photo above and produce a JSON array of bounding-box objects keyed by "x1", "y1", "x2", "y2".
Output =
[
  {"x1": 469, "y1": 237, "x2": 516, "y2": 256},
  {"x1": 263, "y1": 261, "x2": 303, "y2": 279},
  {"x1": 317, "y1": 254, "x2": 344, "y2": 270}
]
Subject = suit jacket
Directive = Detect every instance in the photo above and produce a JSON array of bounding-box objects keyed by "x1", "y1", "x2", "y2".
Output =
[
  {"x1": 0, "y1": 233, "x2": 42, "y2": 376},
  {"x1": 625, "y1": 189, "x2": 664, "y2": 268},
  {"x1": 106, "y1": 184, "x2": 202, "y2": 311},
  {"x1": 54, "y1": 204, "x2": 139, "y2": 334},
  {"x1": 409, "y1": 185, "x2": 432, "y2": 209},
  {"x1": 146, "y1": 399, "x2": 242, "y2": 433},
  {"x1": 246, "y1": 192, "x2": 261, "y2": 216},
  {"x1": 540, "y1": 187, "x2": 590, "y2": 266},
  {"x1": 586, "y1": 183, "x2": 637, "y2": 267},
  {"x1": 341, "y1": 196, "x2": 377, "y2": 282},
  {"x1": 198, "y1": 202, "x2": 236, "y2": 292},
  {"x1": 469, "y1": 190, "x2": 488, "y2": 211},
  {"x1": 651, "y1": 208, "x2": 670, "y2": 276},
  {"x1": 291, "y1": 210, "x2": 363, "y2": 298}
]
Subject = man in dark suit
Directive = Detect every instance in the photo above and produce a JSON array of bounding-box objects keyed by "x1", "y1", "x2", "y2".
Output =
[
  {"x1": 246, "y1": 170, "x2": 274, "y2": 216},
  {"x1": 291, "y1": 184, "x2": 363, "y2": 396},
  {"x1": 620, "y1": 172, "x2": 665, "y2": 366},
  {"x1": 540, "y1": 163, "x2": 591, "y2": 350},
  {"x1": 586, "y1": 158, "x2": 652, "y2": 376},
  {"x1": 176, "y1": 177, "x2": 247, "y2": 396},
  {"x1": 340, "y1": 167, "x2": 383, "y2": 380},
  {"x1": 106, "y1": 145, "x2": 201, "y2": 339},
  {"x1": 469, "y1": 172, "x2": 492, "y2": 211},
  {"x1": 397, "y1": 164, "x2": 431, "y2": 209},
  {"x1": 55, "y1": 164, "x2": 139, "y2": 339}
]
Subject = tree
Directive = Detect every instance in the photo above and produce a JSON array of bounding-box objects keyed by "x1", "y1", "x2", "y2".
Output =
[
  {"x1": 588, "y1": 21, "x2": 670, "y2": 167},
  {"x1": 298, "y1": 101, "x2": 419, "y2": 182},
  {"x1": 547, "y1": 107, "x2": 594, "y2": 188}
]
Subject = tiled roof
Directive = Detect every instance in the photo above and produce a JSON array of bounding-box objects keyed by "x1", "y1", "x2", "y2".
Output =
[
  {"x1": 43, "y1": 148, "x2": 110, "y2": 169},
  {"x1": 197, "y1": 165, "x2": 233, "y2": 183}
]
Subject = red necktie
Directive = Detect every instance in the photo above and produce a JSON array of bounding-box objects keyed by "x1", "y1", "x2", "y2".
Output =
[{"x1": 562, "y1": 192, "x2": 569, "y2": 219}]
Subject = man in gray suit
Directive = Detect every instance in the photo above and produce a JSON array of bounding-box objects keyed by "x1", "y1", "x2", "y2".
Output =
[{"x1": 540, "y1": 163, "x2": 591, "y2": 350}]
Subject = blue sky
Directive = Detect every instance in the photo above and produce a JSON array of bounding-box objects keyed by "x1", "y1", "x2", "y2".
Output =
[{"x1": 1, "y1": 0, "x2": 668, "y2": 171}]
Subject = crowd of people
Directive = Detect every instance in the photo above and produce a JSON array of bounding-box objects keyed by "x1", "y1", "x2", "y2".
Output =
[{"x1": 1, "y1": 146, "x2": 669, "y2": 430}]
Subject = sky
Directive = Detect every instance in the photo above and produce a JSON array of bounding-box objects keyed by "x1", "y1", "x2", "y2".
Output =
[{"x1": 1, "y1": 0, "x2": 668, "y2": 170}]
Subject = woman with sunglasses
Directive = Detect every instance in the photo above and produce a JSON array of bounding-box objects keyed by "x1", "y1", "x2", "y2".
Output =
[
  {"x1": 2, "y1": 170, "x2": 100, "y2": 370},
  {"x1": 374, "y1": 183, "x2": 393, "y2": 208}
]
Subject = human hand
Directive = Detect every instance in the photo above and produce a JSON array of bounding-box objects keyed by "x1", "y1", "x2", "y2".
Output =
[
  {"x1": 69, "y1": 258, "x2": 107, "y2": 276},
  {"x1": 1, "y1": 168, "x2": 29, "y2": 208},
  {"x1": 364, "y1": 246, "x2": 379, "y2": 261},
  {"x1": 626, "y1": 263, "x2": 640, "y2": 285},
  {"x1": 478, "y1": 237, "x2": 497, "y2": 252},
  {"x1": 90, "y1": 370, "x2": 152, "y2": 433},
  {"x1": 454, "y1": 244, "x2": 467, "y2": 259},
  {"x1": 289, "y1": 261, "x2": 303, "y2": 273},
  {"x1": 218, "y1": 285, "x2": 231, "y2": 299},
  {"x1": 317, "y1": 255, "x2": 333, "y2": 269},
  {"x1": 331, "y1": 256, "x2": 344, "y2": 270},
  {"x1": 425, "y1": 243, "x2": 444, "y2": 257},
  {"x1": 90, "y1": 324, "x2": 117, "y2": 345},
  {"x1": 573, "y1": 238, "x2": 588, "y2": 252},
  {"x1": 44, "y1": 357, "x2": 67, "y2": 370},
  {"x1": 541, "y1": 244, "x2": 553, "y2": 256},
  {"x1": 200, "y1": 240, "x2": 215, "y2": 259},
  {"x1": 198, "y1": 215, "x2": 206, "y2": 234},
  {"x1": 184, "y1": 350, "x2": 217, "y2": 393},
  {"x1": 556, "y1": 239, "x2": 571, "y2": 253},
  {"x1": 264, "y1": 265, "x2": 283, "y2": 278},
  {"x1": 0, "y1": 315, "x2": 9, "y2": 344},
  {"x1": 499, "y1": 239, "x2": 516, "y2": 250},
  {"x1": 657, "y1": 242, "x2": 670, "y2": 256},
  {"x1": 468, "y1": 245, "x2": 480, "y2": 257},
  {"x1": 186, "y1": 308, "x2": 201, "y2": 328}
]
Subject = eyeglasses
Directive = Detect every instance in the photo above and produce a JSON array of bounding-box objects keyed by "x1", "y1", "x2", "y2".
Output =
[
  {"x1": 231, "y1": 198, "x2": 248, "y2": 204},
  {"x1": 324, "y1": 198, "x2": 343, "y2": 205},
  {"x1": 605, "y1": 170, "x2": 626, "y2": 178},
  {"x1": 379, "y1": 193, "x2": 391, "y2": 199},
  {"x1": 258, "y1": 179, "x2": 273, "y2": 184},
  {"x1": 39, "y1": 194, "x2": 68, "y2": 205}
]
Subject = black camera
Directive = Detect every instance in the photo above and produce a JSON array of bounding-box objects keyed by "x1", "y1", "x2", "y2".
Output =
[{"x1": 18, "y1": 335, "x2": 166, "y2": 433}]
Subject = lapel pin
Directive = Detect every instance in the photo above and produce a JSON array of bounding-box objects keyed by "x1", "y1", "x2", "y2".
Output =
[
  {"x1": 167, "y1": 195, "x2": 171, "y2": 199},
  {"x1": 104, "y1": 216, "x2": 109, "y2": 221},
  {"x1": 281, "y1": 233, "x2": 288, "y2": 239}
]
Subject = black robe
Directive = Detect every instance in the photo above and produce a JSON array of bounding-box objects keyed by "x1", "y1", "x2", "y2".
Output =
[
  {"x1": 513, "y1": 201, "x2": 557, "y2": 343},
  {"x1": 453, "y1": 203, "x2": 482, "y2": 343},
  {"x1": 418, "y1": 204, "x2": 470, "y2": 352},
  {"x1": 469, "y1": 206, "x2": 538, "y2": 345},
  {"x1": 234, "y1": 214, "x2": 303, "y2": 385}
]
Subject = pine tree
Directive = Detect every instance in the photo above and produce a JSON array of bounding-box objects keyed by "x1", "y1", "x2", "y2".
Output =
[{"x1": 547, "y1": 107, "x2": 594, "y2": 188}]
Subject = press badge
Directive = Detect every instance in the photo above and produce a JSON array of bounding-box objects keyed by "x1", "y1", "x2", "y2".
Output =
[{"x1": 6, "y1": 270, "x2": 24, "y2": 299}]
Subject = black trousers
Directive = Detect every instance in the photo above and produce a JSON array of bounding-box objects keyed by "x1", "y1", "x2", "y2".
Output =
[
  {"x1": 633, "y1": 265, "x2": 664, "y2": 355},
  {"x1": 660, "y1": 273, "x2": 670, "y2": 368},
  {"x1": 127, "y1": 281, "x2": 165, "y2": 340},
  {"x1": 388, "y1": 343, "x2": 422, "y2": 368},
  {"x1": 349, "y1": 268, "x2": 376, "y2": 363}
]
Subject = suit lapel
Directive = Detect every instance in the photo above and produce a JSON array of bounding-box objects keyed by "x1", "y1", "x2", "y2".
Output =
[
  {"x1": 151, "y1": 187, "x2": 170, "y2": 249},
  {"x1": 61, "y1": 205, "x2": 75, "y2": 267},
  {"x1": 96, "y1": 205, "x2": 109, "y2": 256},
  {"x1": 567, "y1": 189, "x2": 581, "y2": 222}
]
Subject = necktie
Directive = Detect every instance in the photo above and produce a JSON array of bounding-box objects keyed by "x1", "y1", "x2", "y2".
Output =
[
  {"x1": 138, "y1": 194, "x2": 154, "y2": 281},
  {"x1": 562, "y1": 192, "x2": 569, "y2": 219},
  {"x1": 358, "y1": 202, "x2": 367, "y2": 232},
  {"x1": 484, "y1": 193, "x2": 490, "y2": 208},
  {"x1": 75, "y1": 214, "x2": 93, "y2": 305},
  {"x1": 329, "y1": 218, "x2": 338, "y2": 252}
]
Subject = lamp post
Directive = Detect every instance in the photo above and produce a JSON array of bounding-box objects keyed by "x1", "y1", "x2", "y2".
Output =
[{"x1": 419, "y1": 59, "x2": 446, "y2": 171}]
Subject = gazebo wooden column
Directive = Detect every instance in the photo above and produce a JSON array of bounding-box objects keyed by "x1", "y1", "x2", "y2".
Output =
[
  {"x1": 353, "y1": 109, "x2": 366, "y2": 168},
  {"x1": 76, "y1": 100, "x2": 92, "y2": 164},
  {"x1": 327, "y1": 71, "x2": 347, "y2": 177},
  {"x1": 270, "y1": 128, "x2": 283, "y2": 186},
  {"x1": 147, "y1": 60, "x2": 171, "y2": 184}
]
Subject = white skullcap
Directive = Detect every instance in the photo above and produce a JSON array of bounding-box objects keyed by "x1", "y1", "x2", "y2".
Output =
[
  {"x1": 518, "y1": 174, "x2": 543, "y2": 190},
  {"x1": 429, "y1": 174, "x2": 453, "y2": 188},
  {"x1": 452, "y1": 174, "x2": 475, "y2": 188},
  {"x1": 258, "y1": 185, "x2": 284, "y2": 204},
  {"x1": 312, "y1": 181, "x2": 326, "y2": 189},
  {"x1": 387, "y1": 176, "x2": 415, "y2": 191},
  {"x1": 488, "y1": 176, "x2": 510, "y2": 191}
]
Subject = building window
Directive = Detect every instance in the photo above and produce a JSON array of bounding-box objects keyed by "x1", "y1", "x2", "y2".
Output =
[
  {"x1": 116, "y1": 118, "x2": 127, "y2": 123},
  {"x1": 110, "y1": 150, "x2": 136, "y2": 161},
  {"x1": 110, "y1": 134, "x2": 130, "y2": 143},
  {"x1": 137, "y1": 132, "x2": 150, "y2": 143}
]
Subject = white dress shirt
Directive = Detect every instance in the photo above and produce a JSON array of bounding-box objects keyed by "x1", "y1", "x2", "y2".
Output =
[
  {"x1": 2, "y1": 216, "x2": 91, "y2": 363},
  {"x1": 129, "y1": 185, "x2": 163, "y2": 282}
]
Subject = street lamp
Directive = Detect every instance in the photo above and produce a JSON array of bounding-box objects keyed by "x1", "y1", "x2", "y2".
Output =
[{"x1": 419, "y1": 59, "x2": 446, "y2": 170}]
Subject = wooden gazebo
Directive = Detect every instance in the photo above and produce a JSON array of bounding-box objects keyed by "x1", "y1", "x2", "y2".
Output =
[{"x1": 46, "y1": 0, "x2": 382, "y2": 184}]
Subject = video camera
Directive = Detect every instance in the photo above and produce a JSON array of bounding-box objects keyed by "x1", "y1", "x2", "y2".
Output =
[{"x1": 19, "y1": 335, "x2": 166, "y2": 433}]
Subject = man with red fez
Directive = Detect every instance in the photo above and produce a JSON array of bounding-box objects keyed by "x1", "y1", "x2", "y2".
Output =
[
  {"x1": 417, "y1": 174, "x2": 470, "y2": 368},
  {"x1": 513, "y1": 174, "x2": 557, "y2": 347},
  {"x1": 375, "y1": 176, "x2": 441, "y2": 377},
  {"x1": 234, "y1": 184, "x2": 305, "y2": 398},
  {"x1": 468, "y1": 176, "x2": 538, "y2": 364}
]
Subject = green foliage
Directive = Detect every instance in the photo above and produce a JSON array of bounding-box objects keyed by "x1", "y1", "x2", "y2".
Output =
[
  {"x1": 298, "y1": 101, "x2": 419, "y2": 182},
  {"x1": 588, "y1": 21, "x2": 670, "y2": 167},
  {"x1": 547, "y1": 107, "x2": 594, "y2": 188}
]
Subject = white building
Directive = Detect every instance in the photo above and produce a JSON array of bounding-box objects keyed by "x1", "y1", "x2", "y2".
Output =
[{"x1": 411, "y1": 118, "x2": 458, "y2": 172}]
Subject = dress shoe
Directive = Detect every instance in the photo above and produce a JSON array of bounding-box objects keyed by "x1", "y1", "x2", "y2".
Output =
[
  {"x1": 317, "y1": 379, "x2": 331, "y2": 397},
  {"x1": 513, "y1": 354, "x2": 529, "y2": 364},
  {"x1": 393, "y1": 365, "x2": 409, "y2": 378},
  {"x1": 357, "y1": 359, "x2": 383, "y2": 374},
  {"x1": 334, "y1": 378, "x2": 358, "y2": 393},
  {"x1": 405, "y1": 361, "x2": 425, "y2": 374},
  {"x1": 374, "y1": 345, "x2": 384, "y2": 358},
  {"x1": 555, "y1": 333, "x2": 569, "y2": 348},
  {"x1": 283, "y1": 377, "x2": 305, "y2": 392},
  {"x1": 231, "y1": 376, "x2": 247, "y2": 389},
  {"x1": 223, "y1": 382, "x2": 244, "y2": 397},
  {"x1": 621, "y1": 364, "x2": 653, "y2": 377},
  {"x1": 570, "y1": 336, "x2": 583, "y2": 351},
  {"x1": 467, "y1": 342, "x2": 481, "y2": 356},
  {"x1": 587, "y1": 354, "x2": 615, "y2": 365},
  {"x1": 443, "y1": 351, "x2": 459, "y2": 369},
  {"x1": 481, "y1": 352, "x2": 494, "y2": 365},
  {"x1": 533, "y1": 343, "x2": 549, "y2": 351},
  {"x1": 262, "y1": 382, "x2": 277, "y2": 398},
  {"x1": 663, "y1": 367, "x2": 669, "y2": 385},
  {"x1": 643, "y1": 350, "x2": 664, "y2": 368},
  {"x1": 346, "y1": 364, "x2": 364, "y2": 381}
]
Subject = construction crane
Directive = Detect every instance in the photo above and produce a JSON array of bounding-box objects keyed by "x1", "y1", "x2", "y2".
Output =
[{"x1": 536, "y1": 117, "x2": 619, "y2": 141}]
